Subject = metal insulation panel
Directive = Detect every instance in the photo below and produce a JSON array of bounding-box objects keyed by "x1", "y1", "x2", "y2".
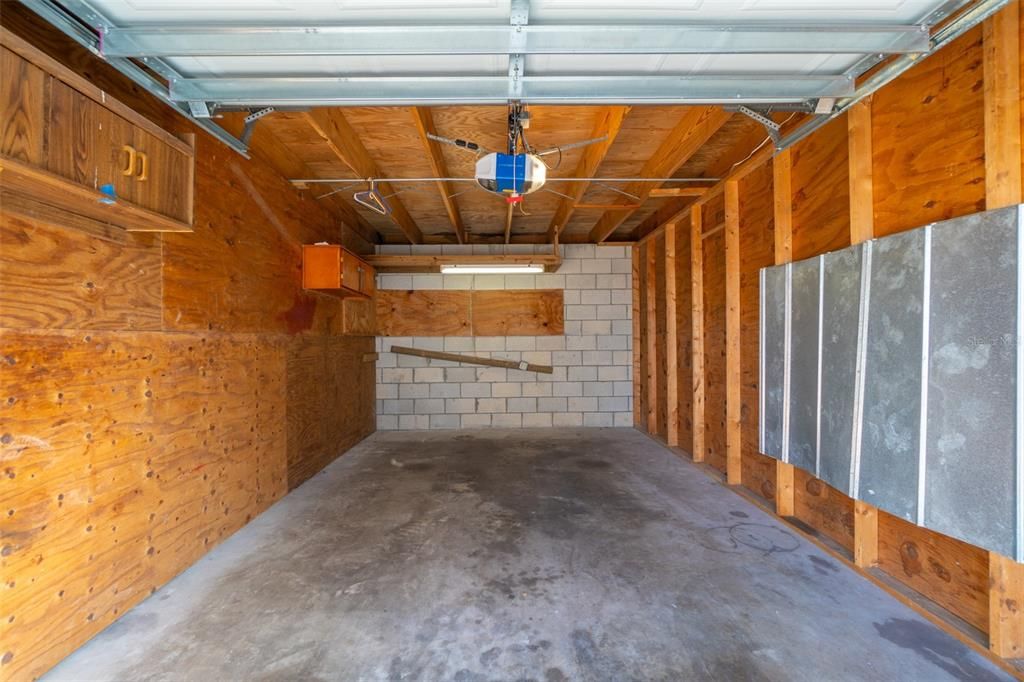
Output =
[
  {"x1": 818, "y1": 246, "x2": 864, "y2": 496},
  {"x1": 787, "y1": 256, "x2": 820, "y2": 472},
  {"x1": 924, "y1": 206, "x2": 1019, "y2": 560},
  {"x1": 859, "y1": 229, "x2": 926, "y2": 522},
  {"x1": 760, "y1": 264, "x2": 788, "y2": 459}
]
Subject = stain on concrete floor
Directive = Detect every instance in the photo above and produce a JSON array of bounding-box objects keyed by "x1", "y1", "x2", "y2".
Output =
[{"x1": 44, "y1": 428, "x2": 1014, "y2": 681}]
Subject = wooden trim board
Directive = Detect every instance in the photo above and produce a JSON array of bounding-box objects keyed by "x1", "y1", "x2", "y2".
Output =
[{"x1": 390, "y1": 345, "x2": 554, "y2": 374}]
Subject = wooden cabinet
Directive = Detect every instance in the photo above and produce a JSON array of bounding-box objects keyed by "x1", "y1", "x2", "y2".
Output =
[
  {"x1": 0, "y1": 29, "x2": 194, "y2": 232},
  {"x1": 303, "y1": 245, "x2": 375, "y2": 298}
]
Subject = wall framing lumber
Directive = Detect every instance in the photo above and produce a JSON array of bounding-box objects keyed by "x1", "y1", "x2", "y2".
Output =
[
  {"x1": 633, "y1": 246, "x2": 642, "y2": 426},
  {"x1": 646, "y1": 241, "x2": 658, "y2": 434},
  {"x1": 984, "y1": 1, "x2": 1022, "y2": 210},
  {"x1": 989, "y1": 551, "x2": 1024, "y2": 658},
  {"x1": 772, "y1": 150, "x2": 796, "y2": 516},
  {"x1": 664, "y1": 223, "x2": 679, "y2": 446},
  {"x1": 690, "y1": 204, "x2": 705, "y2": 463},
  {"x1": 724, "y1": 181, "x2": 742, "y2": 485}
]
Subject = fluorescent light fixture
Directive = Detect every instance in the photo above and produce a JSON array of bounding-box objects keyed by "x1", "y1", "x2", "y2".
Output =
[{"x1": 440, "y1": 264, "x2": 545, "y2": 274}]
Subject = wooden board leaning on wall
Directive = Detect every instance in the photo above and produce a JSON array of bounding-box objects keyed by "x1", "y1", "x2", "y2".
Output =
[{"x1": 376, "y1": 289, "x2": 564, "y2": 337}]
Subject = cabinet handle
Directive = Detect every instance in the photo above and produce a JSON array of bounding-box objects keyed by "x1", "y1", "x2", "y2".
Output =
[
  {"x1": 120, "y1": 145, "x2": 136, "y2": 176},
  {"x1": 136, "y1": 152, "x2": 149, "y2": 181}
]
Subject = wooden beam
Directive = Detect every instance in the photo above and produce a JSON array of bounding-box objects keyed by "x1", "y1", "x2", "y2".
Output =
[
  {"x1": 390, "y1": 345, "x2": 554, "y2": 374},
  {"x1": 988, "y1": 551, "x2": 1024, "y2": 658},
  {"x1": 854, "y1": 501, "x2": 880, "y2": 568},
  {"x1": 590, "y1": 107, "x2": 733, "y2": 243},
  {"x1": 547, "y1": 106, "x2": 630, "y2": 242},
  {"x1": 633, "y1": 246, "x2": 642, "y2": 427},
  {"x1": 725, "y1": 180, "x2": 742, "y2": 485},
  {"x1": 364, "y1": 253, "x2": 562, "y2": 273},
  {"x1": 772, "y1": 149, "x2": 795, "y2": 515},
  {"x1": 504, "y1": 203, "x2": 514, "y2": 244},
  {"x1": 411, "y1": 107, "x2": 467, "y2": 244},
  {"x1": 984, "y1": 1, "x2": 1023, "y2": 209},
  {"x1": 649, "y1": 187, "x2": 711, "y2": 198},
  {"x1": 664, "y1": 222, "x2": 679, "y2": 446},
  {"x1": 848, "y1": 99, "x2": 876, "y2": 244},
  {"x1": 303, "y1": 108, "x2": 424, "y2": 244},
  {"x1": 690, "y1": 204, "x2": 706, "y2": 462},
  {"x1": 646, "y1": 242, "x2": 658, "y2": 434}
]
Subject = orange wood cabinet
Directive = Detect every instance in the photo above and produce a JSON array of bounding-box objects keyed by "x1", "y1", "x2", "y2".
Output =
[
  {"x1": 303, "y1": 245, "x2": 376, "y2": 298},
  {"x1": 0, "y1": 29, "x2": 195, "y2": 232}
]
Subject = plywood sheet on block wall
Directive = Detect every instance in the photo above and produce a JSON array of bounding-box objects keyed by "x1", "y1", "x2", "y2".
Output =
[
  {"x1": 472, "y1": 289, "x2": 564, "y2": 336},
  {"x1": 376, "y1": 289, "x2": 564, "y2": 337}
]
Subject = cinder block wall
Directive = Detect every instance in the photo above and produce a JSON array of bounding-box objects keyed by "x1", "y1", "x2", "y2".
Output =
[{"x1": 376, "y1": 244, "x2": 633, "y2": 429}]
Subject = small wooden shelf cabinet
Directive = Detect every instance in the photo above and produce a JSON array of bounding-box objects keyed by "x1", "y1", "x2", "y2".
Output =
[
  {"x1": 0, "y1": 28, "x2": 195, "y2": 233},
  {"x1": 302, "y1": 245, "x2": 376, "y2": 298}
]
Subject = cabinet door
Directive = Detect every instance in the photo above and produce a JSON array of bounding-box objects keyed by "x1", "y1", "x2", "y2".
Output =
[
  {"x1": 131, "y1": 127, "x2": 192, "y2": 223},
  {"x1": 341, "y1": 251, "x2": 365, "y2": 294},
  {"x1": 1, "y1": 45, "x2": 46, "y2": 165},
  {"x1": 90, "y1": 102, "x2": 138, "y2": 205},
  {"x1": 45, "y1": 79, "x2": 99, "y2": 189}
]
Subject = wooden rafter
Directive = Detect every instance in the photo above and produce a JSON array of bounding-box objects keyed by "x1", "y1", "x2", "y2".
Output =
[
  {"x1": 589, "y1": 106, "x2": 732, "y2": 243},
  {"x1": 303, "y1": 108, "x2": 424, "y2": 244},
  {"x1": 411, "y1": 107, "x2": 467, "y2": 244},
  {"x1": 220, "y1": 113, "x2": 381, "y2": 245},
  {"x1": 545, "y1": 105, "x2": 630, "y2": 242}
]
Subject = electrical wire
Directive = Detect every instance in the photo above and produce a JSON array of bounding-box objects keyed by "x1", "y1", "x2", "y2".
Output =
[{"x1": 726, "y1": 112, "x2": 798, "y2": 174}]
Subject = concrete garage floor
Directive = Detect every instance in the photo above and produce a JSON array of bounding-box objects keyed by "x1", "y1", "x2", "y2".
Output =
[{"x1": 46, "y1": 428, "x2": 1012, "y2": 682}]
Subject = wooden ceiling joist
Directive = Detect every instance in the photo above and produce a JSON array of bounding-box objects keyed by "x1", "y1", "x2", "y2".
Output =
[
  {"x1": 649, "y1": 186, "x2": 712, "y2": 198},
  {"x1": 411, "y1": 107, "x2": 468, "y2": 244},
  {"x1": 303, "y1": 108, "x2": 424, "y2": 244},
  {"x1": 588, "y1": 106, "x2": 732, "y2": 243},
  {"x1": 546, "y1": 106, "x2": 630, "y2": 243}
]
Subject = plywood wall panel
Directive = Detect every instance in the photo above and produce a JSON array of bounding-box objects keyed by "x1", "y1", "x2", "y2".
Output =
[
  {"x1": 674, "y1": 220, "x2": 694, "y2": 454},
  {"x1": 794, "y1": 469, "x2": 856, "y2": 552},
  {"x1": 876, "y1": 510, "x2": 990, "y2": 633},
  {"x1": 654, "y1": 234, "x2": 669, "y2": 439},
  {"x1": 0, "y1": 211, "x2": 162, "y2": 331},
  {"x1": 791, "y1": 114, "x2": 851, "y2": 261},
  {"x1": 376, "y1": 290, "x2": 472, "y2": 337},
  {"x1": 873, "y1": 29, "x2": 986, "y2": 238},
  {"x1": 637, "y1": 242, "x2": 650, "y2": 430},
  {"x1": 472, "y1": 290, "x2": 565, "y2": 336},
  {"x1": 702, "y1": 226, "x2": 727, "y2": 475},
  {"x1": 737, "y1": 163, "x2": 777, "y2": 501}
]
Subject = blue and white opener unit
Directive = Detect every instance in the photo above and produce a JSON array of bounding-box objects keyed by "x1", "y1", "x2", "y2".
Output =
[{"x1": 474, "y1": 152, "x2": 547, "y2": 198}]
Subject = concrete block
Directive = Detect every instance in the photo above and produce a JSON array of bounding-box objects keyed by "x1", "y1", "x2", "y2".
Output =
[
  {"x1": 399, "y1": 414, "x2": 429, "y2": 430},
  {"x1": 507, "y1": 397, "x2": 537, "y2": 412},
  {"x1": 414, "y1": 367, "x2": 445, "y2": 383},
  {"x1": 446, "y1": 367, "x2": 478, "y2": 382},
  {"x1": 565, "y1": 274, "x2": 597, "y2": 290},
  {"x1": 507, "y1": 369, "x2": 535, "y2": 382},
  {"x1": 397, "y1": 354, "x2": 428, "y2": 368},
  {"x1": 599, "y1": 366, "x2": 629, "y2": 381},
  {"x1": 612, "y1": 258, "x2": 632, "y2": 274},
  {"x1": 382, "y1": 368, "x2": 414, "y2": 384},
  {"x1": 614, "y1": 381, "x2": 632, "y2": 396},
  {"x1": 425, "y1": 411, "x2": 458, "y2": 428},
  {"x1": 565, "y1": 305, "x2": 597, "y2": 321},
  {"x1": 544, "y1": 367, "x2": 568, "y2": 382},
  {"x1": 562, "y1": 289, "x2": 581, "y2": 305},
  {"x1": 411, "y1": 274, "x2": 443, "y2": 289},
  {"x1": 522, "y1": 382, "x2": 553, "y2": 397},
  {"x1": 553, "y1": 382, "x2": 583, "y2": 397},
  {"x1": 382, "y1": 399, "x2": 415, "y2": 414},
  {"x1": 568, "y1": 396, "x2": 598, "y2": 412},
  {"x1": 377, "y1": 414, "x2": 398, "y2": 430},
  {"x1": 492, "y1": 382, "x2": 523, "y2": 398},
  {"x1": 399, "y1": 383, "x2": 430, "y2": 399},
  {"x1": 523, "y1": 413, "x2": 553, "y2": 428},
  {"x1": 415, "y1": 398, "x2": 444, "y2": 414},
  {"x1": 582, "y1": 350, "x2": 613, "y2": 366},
  {"x1": 584, "y1": 382, "x2": 614, "y2": 397},
  {"x1": 476, "y1": 367, "x2": 507, "y2": 382},
  {"x1": 462, "y1": 414, "x2": 492, "y2": 428},
  {"x1": 596, "y1": 275, "x2": 628, "y2": 290},
  {"x1": 599, "y1": 396, "x2": 630, "y2": 412},
  {"x1": 378, "y1": 244, "x2": 411, "y2": 255},
  {"x1": 565, "y1": 336, "x2": 597, "y2": 351},
  {"x1": 611, "y1": 290, "x2": 632, "y2": 306},
  {"x1": 584, "y1": 412, "x2": 614, "y2": 427},
  {"x1": 580, "y1": 289, "x2": 611, "y2": 305},
  {"x1": 557, "y1": 258, "x2": 582, "y2": 274},
  {"x1": 535, "y1": 336, "x2": 566, "y2": 351},
  {"x1": 614, "y1": 412, "x2": 633, "y2": 427},
  {"x1": 597, "y1": 245, "x2": 627, "y2": 259},
  {"x1": 581, "y1": 320, "x2": 612, "y2": 336},
  {"x1": 506, "y1": 337, "x2": 536, "y2": 351},
  {"x1": 552, "y1": 350, "x2": 582, "y2": 366},
  {"x1": 565, "y1": 244, "x2": 596, "y2": 259},
  {"x1": 444, "y1": 337, "x2": 475, "y2": 352},
  {"x1": 581, "y1": 259, "x2": 612, "y2": 274},
  {"x1": 461, "y1": 382, "x2": 492, "y2": 398},
  {"x1": 377, "y1": 383, "x2": 398, "y2": 399},
  {"x1": 535, "y1": 274, "x2": 565, "y2": 289},
  {"x1": 563, "y1": 320, "x2": 582, "y2": 336},
  {"x1": 441, "y1": 244, "x2": 474, "y2": 255},
  {"x1": 522, "y1": 351, "x2": 551, "y2": 366},
  {"x1": 377, "y1": 352, "x2": 398, "y2": 368},
  {"x1": 378, "y1": 274, "x2": 413, "y2": 290},
  {"x1": 376, "y1": 368, "x2": 383, "y2": 384},
  {"x1": 442, "y1": 274, "x2": 474, "y2": 290},
  {"x1": 429, "y1": 383, "x2": 461, "y2": 399},
  {"x1": 504, "y1": 274, "x2": 536, "y2": 289},
  {"x1": 473, "y1": 274, "x2": 505, "y2": 290},
  {"x1": 473, "y1": 337, "x2": 506, "y2": 352},
  {"x1": 596, "y1": 305, "x2": 629, "y2": 320},
  {"x1": 415, "y1": 338, "x2": 444, "y2": 351},
  {"x1": 613, "y1": 351, "x2": 631, "y2": 366},
  {"x1": 476, "y1": 398, "x2": 507, "y2": 413},
  {"x1": 553, "y1": 412, "x2": 584, "y2": 427},
  {"x1": 598, "y1": 335, "x2": 629, "y2": 351},
  {"x1": 611, "y1": 319, "x2": 632, "y2": 335},
  {"x1": 445, "y1": 398, "x2": 476, "y2": 414},
  {"x1": 568, "y1": 366, "x2": 598, "y2": 382},
  {"x1": 492, "y1": 413, "x2": 522, "y2": 428},
  {"x1": 538, "y1": 397, "x2": 568, "y2": 413}
]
